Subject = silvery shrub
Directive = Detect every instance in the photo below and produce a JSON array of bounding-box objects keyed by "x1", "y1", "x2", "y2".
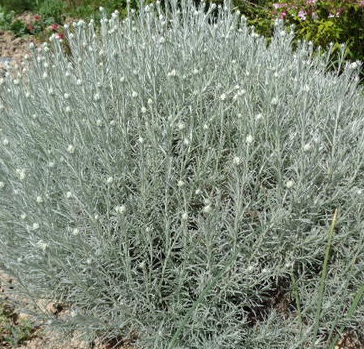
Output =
[{"x1": 0, "y1": 1, "x2": 363, "y2": 348}]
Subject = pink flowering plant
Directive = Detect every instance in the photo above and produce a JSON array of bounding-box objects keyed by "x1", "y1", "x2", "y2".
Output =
[
  {"x1": 27, "y1": 14, "x2": 47, "y2": 35},
  {"x1": 271, "y1": 0, "x2": 364, "y2": 62}
]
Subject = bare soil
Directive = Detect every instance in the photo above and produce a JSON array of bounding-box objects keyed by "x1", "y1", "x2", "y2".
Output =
[
  {"x1": 0, "y1": 270, "x2": 131, "y2": 349},
  {"x1": 0, "y1": 13, "x2": 39, "y2": 73}
]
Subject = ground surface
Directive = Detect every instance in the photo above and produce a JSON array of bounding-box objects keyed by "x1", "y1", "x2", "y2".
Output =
[{"x1": 0, "y1": 13, "x2": 38, "y2": 73}]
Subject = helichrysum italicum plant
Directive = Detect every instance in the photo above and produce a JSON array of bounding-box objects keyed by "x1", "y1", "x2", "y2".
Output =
[{"x1": 1, "y1": 1, "x2": 364, "y2": 348}]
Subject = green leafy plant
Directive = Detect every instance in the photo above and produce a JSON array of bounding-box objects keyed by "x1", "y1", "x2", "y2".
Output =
[
  {"x1": 0, "y1": 301, "x2": 37, "y2": 347},
  {"x1": 38, "y1": 0, "x2": 66, "y2": 24},
  {"x1": 9, "y1": 19, "x2": 29, "y2": 37},
  {"x1": 0, "y1": 6, "x2": 15, "y2": 31},
  {"x1": 0, "y1": 1, "x2": 364, "y2": 348},
  {"x1": 271, "y1": 0, "x2": 364, "y2": 64},
  {"x1": 0, "y1": 0, "x2": 39, "y2": 13}
]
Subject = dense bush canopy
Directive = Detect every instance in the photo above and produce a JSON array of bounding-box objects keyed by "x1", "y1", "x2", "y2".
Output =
[{"x1": 0, "y1": 1, "x2": 364, "y2": 348}]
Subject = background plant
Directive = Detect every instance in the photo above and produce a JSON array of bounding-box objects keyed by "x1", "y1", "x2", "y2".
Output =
[
  {"x1": 0, "y1": 301, "x2": 37, "y2": 347},
  {"x1": 37, "y1": 0, "x2": 67, "y2": 25},
  {"x1": 0, "y1": 6, "x2": 15, "y2": 31},
  {"x1": 0, "y1": 1, "x2": 364, "y2": 348},
  {"x1": 0, "y1": 0, "x2": 41, "y2": 14},
  {"x1": 271, "y1": 0, "x2": 364, "y2": 64}
]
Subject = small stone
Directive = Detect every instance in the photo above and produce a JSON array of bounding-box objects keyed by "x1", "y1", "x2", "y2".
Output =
[{"x1": 46, "y1": 302, "x2": 62, "y2": 315}]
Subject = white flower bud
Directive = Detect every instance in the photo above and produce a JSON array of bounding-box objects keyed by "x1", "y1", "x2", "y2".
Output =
[
  {"x1": 36, "y1": 196, "x2": 43, "y2": 203},
  {"x1": 233, "y1": 156, "x2": 241, "y2": 165},
  {"x1": 33, "y1": 223, "x2": 40, "y2": 230},
  {"x1": 20, "y1": 213, "x2": 27, "y2": 220},
  {"x1": 16, "y1": 168, "x2": 26, "y2": 181},
  {"x1": 106, "y1": 177, "x2": 113, "y2": 184},
  {"x1": 131, "y1": 91, "x2": 138, "y2": 98},
  {"x1": 67, "y1": 144, "x2": 75, "y2": 154},
  {"x1": 37, "y1": 240, "x2": 48, "y2": 251},
  {"x1": 115, "y1": 205, "x2": 126, "y2": 214},
  {"x1": 168, "y1": 69, "x2": 177, "y2": 77},
  {"x1": 72, "y1": 228, "x2": 80, "y2": 235},
  {"x1": 64, "y1": 93, "x2": 70, "y2": 99},
  {"x1": 0, "y1": 182, "x2": 4, "y2": 189},
  {"x1": 181, "y1": 212, "x2": 188, "y2": 220},
  {"x1": 177, "y1": 180, "x2": 184, "y2": 187},
  {"x1": 3, "y1": 139, "x2": 9, "y2": 146},
  {"x1": 303, "y1": 143, "x2": 311, "y2": 152},
  {"x1": 271, "y1": 97, "x2": 279, "y2": 105},
  {"x1": 286, "y1": 180, "x2": 295, "y2": 189},
  {"x1": 246, "y1": 134, "x2": 254, "y2": 144},
  {"x1": 203, "y1": 205, "x2": 212, "y2": 213},
  {"x1": 65, "y1": 191, "x2": 72, "y2": 198},
  {"x1": 220, "y1": 93, "x2": 227, "y2": 101}
]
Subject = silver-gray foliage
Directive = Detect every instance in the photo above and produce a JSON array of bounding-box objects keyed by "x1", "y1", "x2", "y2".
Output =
[{"x1": 0, "y1": 1, "x2": 364, "y2": 348}]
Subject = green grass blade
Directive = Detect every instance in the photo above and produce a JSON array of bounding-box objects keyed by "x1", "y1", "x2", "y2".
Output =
[
  {"x1": 290, "y1": 271, "x2": 303, "y2": 332},
  {"x1": 328, "y1": 284, "x2": 364, "y2": 349},
  {"x1": 311, "y1": 209, "x2": 338, "y2": 349}
]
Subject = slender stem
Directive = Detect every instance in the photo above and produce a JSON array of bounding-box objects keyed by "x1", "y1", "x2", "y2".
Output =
[{"x1": 311, "y1": 209, "x2": 338, "y2": 349}]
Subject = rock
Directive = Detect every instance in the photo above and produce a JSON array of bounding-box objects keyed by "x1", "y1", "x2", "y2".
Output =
[
  {"x1": 45, "y1": 302, "x2": 63, "y2": 315},
  {"x1": 17, "y1": 312, "x2": 31, "y2": 322}
]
